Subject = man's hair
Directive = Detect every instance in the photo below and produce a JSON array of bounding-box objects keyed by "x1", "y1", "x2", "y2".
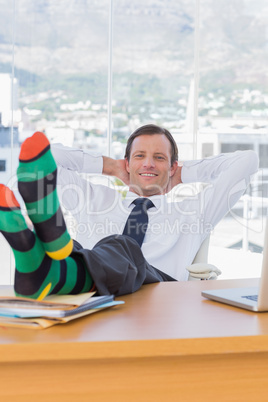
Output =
[{"x1": 124, "y1": 124, "x2": 178, "y2": 165}]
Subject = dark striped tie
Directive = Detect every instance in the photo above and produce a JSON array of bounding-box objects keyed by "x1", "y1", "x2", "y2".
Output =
[{"x1": 123, "y1": 198, "x2": 154, "y2": 246}]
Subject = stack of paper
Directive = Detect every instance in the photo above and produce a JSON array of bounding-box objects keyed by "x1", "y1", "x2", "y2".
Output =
[{"x1": 0, "y1": 292, "x2": 124, "y2": 329}]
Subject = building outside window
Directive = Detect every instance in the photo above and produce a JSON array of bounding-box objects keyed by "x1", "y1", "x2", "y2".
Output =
[{"x1": 0, "y1": 160, "x2": 6, "y2": 172}]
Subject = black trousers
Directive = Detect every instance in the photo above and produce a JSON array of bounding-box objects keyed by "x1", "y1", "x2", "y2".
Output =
[{"x1": 71, "y1": 235, "x2": 176, "y2": 296}]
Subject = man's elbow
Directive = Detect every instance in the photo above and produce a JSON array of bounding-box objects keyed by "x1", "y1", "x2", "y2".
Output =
[{"x1": 245, "y1": 150, "x2": 259, "y2": 175}]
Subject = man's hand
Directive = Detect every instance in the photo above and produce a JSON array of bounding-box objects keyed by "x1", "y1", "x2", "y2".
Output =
[
  {"x1": 102, "y1": 156, "x2": 130, "y2": 185},
  {"x1": 164, "y1": 164, "x2": 182, "y2": 194}
]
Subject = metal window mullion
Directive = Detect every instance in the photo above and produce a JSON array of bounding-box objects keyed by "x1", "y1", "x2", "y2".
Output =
[
  {"x1": 10, "y1": 0, "x2": 17, "y2": 285},
  {"x1": 107, "y1": 0, "x2": 114, "y2": 157},
  {"x1": 193, "y1": 0, "x2": 200, "y2": 160}
]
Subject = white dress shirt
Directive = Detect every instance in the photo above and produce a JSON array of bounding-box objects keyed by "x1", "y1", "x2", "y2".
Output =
[{"x1": 52, "y1": 144, "x2": 259, "y2": 281}]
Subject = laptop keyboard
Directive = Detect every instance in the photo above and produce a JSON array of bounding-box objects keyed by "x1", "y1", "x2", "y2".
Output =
[{"x1": 242, "y1": 295, "x2": 258, "y2": 302}]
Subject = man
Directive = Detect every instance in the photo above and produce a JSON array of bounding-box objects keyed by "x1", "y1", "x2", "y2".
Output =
[
  {"x1": 51, "y1": 123, "x2": 258, "y2": 278},
  {"x1": 0, "y1": 125, "x2": 259, "y2": 298}
]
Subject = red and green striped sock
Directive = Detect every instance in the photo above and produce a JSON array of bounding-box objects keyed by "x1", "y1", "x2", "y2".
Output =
[
  {"x1": 17, "y1": 131, "x2": 73, "y2": 260},
  {"x1": 0, "y1": 185, "x2": 93, "y2": 299}
]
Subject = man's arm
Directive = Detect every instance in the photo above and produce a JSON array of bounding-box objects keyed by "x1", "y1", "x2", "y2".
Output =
[
  {"x1": 51, "y1": 144, "x2": 103, "y2": 174},
  {"x1": 165, "y1": 163, "x2": 182, "y2": 193},
  {"x1": 179, "y1": 150, "x2": 259, "y2": 230},
  {"x1": 102, "y1": 156, "x2": 130, "y2": 185},
  {"x1": 52, "y1": 144, "x2": 130, "y2": 183},
  {"x1": 51, "y1": 144, "x2": 126, "y2": 224},
  {"x1": 181, "y1": 150, "x2": 258, "y2": 185}
]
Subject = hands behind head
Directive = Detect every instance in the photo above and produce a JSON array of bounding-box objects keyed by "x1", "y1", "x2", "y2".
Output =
[
  {"x1": 164, "y1": 164, "x2": 182, "y2": 195},
  {"x1": 103, "y1": 156, "x2": 182, "y2": 194},
  {"x1": 102, "y1": 157, "x2": 130, "y2": 185},
  {"x1": 114, "y1": 159, "x2": 182, "y2": 194},
  {"x1": 114, "y1": 159, "x2": 130, "y2": 185}
]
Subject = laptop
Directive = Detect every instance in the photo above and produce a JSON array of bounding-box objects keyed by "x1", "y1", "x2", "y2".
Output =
[{"x1": 201, "y1": 219, "x2": 268, "y2": 312}]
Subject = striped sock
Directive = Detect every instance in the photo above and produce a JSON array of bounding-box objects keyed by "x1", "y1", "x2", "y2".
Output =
[
  {"x1": 17, "y1": 131, "x2": 73, "y2": 260},
  {"x1": 0, "y1": 184, "x2": 93, "y2": 299}
]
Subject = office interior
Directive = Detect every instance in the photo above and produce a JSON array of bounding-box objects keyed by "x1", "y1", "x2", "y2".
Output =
[
  {"x1": 1, "y1": 2, "x2": 268, "y2": 401},
  {"x1": 1, "y1": 0, "x2": 267, "y2": 284}
]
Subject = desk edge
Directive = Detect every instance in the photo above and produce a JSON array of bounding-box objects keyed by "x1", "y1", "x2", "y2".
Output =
[{"x1": 1, "y1": 335, "x2": 268, "y2": 363}]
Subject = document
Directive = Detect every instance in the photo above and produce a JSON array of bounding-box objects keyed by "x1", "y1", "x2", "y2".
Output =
[{"x1": 0, "y1": 292, "x2": 124, "y2": 329}]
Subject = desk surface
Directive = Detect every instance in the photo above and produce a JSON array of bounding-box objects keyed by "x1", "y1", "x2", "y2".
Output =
[{"x1": 0, "y1": 278, "x2": 268, "y2": 364}]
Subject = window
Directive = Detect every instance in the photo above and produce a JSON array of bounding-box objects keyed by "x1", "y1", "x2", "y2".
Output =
[
  {"x1": 202, "y1": 143, "x2": 214, "y2": 158},
  {"x1": 0, "y1": 160, "x2": 6, "y2": 172},
  {"x1": 1, "y1": 0, "x2": 267, "y2": 283},
  {"x1": 221, "y1": 143, "x2": 254, "y2": 153},
  {"x1": 112, "y1": 1, "x2": 195, "y2": 160},
  {"x1": 198, "y1": 0, "x2": 267, "y2": 278},
  {"x1": 259, "y1": 144, "x2": 268, "y2": 168}
]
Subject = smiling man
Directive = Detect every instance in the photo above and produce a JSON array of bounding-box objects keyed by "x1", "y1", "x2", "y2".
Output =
[
  {"x1": 125, "y1": 131, "x2": 177, "y2": 196},
  {"x1": 0, "y1": 125, "x2": 259, "y2": 299},
  {"x1": 50, "y1": 123, "x2": 258, "y2": 294},
  {"x1": 103, "y1": 124, "x2": 180, "y2": 197}
]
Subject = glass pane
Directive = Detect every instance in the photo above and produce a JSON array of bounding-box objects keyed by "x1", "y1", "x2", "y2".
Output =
[
  {"x1": 112, "y1": 0, "x2": 195, "y2": 161},
  {"x1": 0, "y1": 0, "x2": 110, "y2": 284},
  {"x1": 221, "y1": 143, "x2": 254, "y2": 153},
  {"x1": 14, "y1": 1, "x2": 109, "y2": 151},
  {"x1": 0, "y1": 1, "x2": 16, "y2": 284},
  {"x1": 199, "y1": 0, "x2": 268, "y2": 278},
  {"x1": 259, "y1": 144, "x2": 268, "y2": 168}
]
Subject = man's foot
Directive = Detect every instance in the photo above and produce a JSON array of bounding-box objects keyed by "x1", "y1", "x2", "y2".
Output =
[
  {"x1": 0, "y1": 184, "x2": 92, "y2": 299},
  {"x1": 17, "y1": 132, "x2": 73, "y2": 260},
  {"x1": 0, "y1": 183, "x2": 45, "y2": 275},
  {"x1": 0, "y1": 184, "x2": 32, "y2": 249}
]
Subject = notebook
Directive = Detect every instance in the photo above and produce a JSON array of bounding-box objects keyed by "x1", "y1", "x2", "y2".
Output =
[{"x1": 201, "y1": 219, "x2": 268, "y2": 312}]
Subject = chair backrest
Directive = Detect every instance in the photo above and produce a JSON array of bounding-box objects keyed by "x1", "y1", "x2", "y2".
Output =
[
  {"x1": 187, "y1": 235, "x2": 221, "y2": 280},
  {"x1": 192, "y1": 235, "x2": 210, "y2": 264}
]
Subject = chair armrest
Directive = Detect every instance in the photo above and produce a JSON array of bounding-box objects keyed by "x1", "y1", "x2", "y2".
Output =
[{"x1": 187, "y1": 263, "x2": 222, "y2": 281}]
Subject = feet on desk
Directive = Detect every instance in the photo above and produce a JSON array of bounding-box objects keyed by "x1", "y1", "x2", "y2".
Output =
[
  {"x1": 17, "y1": 131, "x2": 73, "y2": 260},
  {"x1": 0, "y1": 132, "x2": 94, "y2": 299}
]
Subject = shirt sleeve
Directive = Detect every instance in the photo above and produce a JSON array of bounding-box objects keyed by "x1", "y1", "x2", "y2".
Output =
[
  {"x1": 50, "y1": 144, "x2": 104, "y2": 222},
  {"x1": 51, "y1": 143, "x2": 103, "y2": 174},
  {"x1": 179, "y1": 150, "x2": 259, "y2": 231}
]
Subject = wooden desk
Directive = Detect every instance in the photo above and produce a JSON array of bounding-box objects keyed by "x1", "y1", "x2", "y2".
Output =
[{"x1": 0, "y1": 279, "x2": 268, "y2": 401}]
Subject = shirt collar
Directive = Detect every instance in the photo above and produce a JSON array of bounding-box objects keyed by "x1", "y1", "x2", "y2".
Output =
[{"x1": 123, "y1": 191, "x2": 167, "y2": 210}]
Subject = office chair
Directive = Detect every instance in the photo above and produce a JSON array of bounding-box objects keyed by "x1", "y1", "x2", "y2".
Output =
[{"x1": 187, "y1": 235, "x2": 221, "y2": 280}]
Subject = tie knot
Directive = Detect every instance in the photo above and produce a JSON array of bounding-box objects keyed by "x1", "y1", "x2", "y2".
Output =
[{"x1": 133, "y1": 198, "x2": 154, "y2": 211}]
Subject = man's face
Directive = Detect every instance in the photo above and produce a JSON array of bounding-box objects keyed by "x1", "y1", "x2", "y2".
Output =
[{"x1": 125, "y1": 134, "x2": 177, "y2": 196}]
